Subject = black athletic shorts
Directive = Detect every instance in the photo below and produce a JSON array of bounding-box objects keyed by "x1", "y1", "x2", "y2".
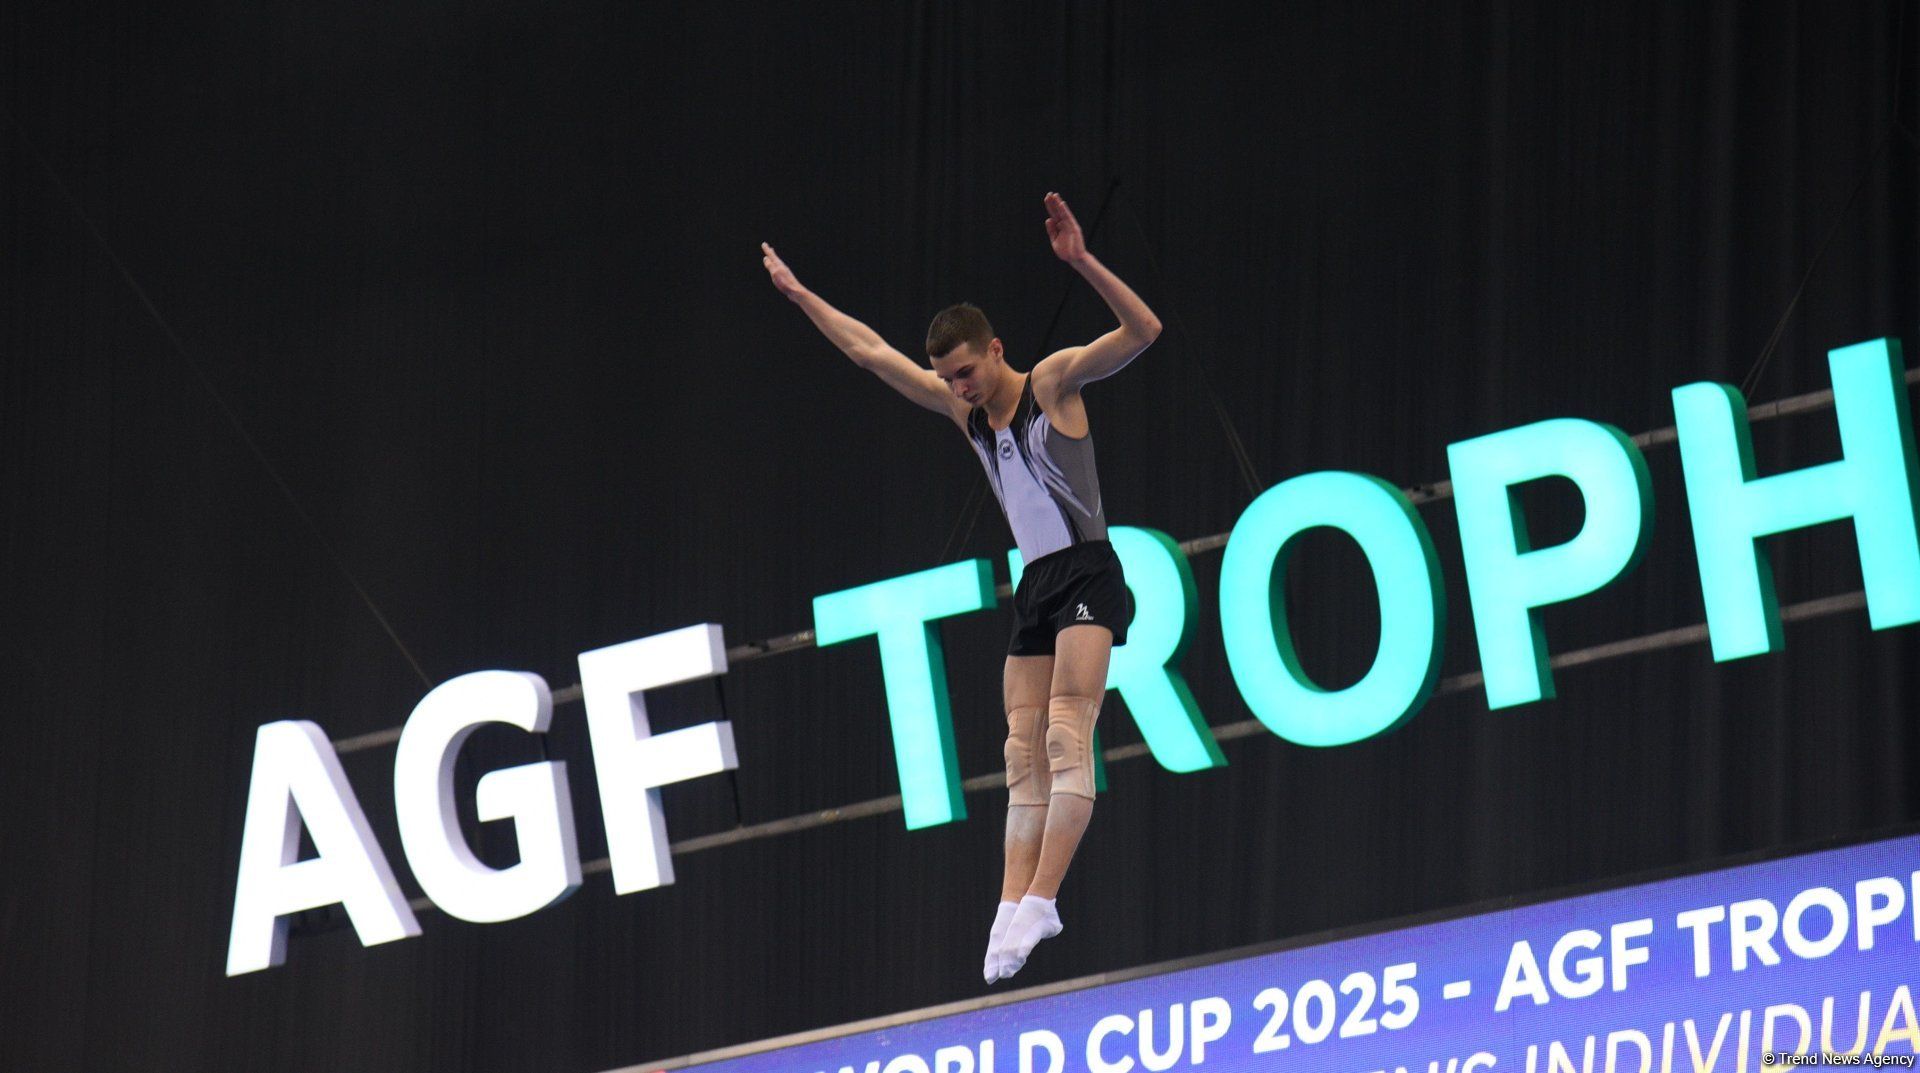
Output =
[{"x1": 1008, "y1": 539, "x2": 1134, "y2": 656}]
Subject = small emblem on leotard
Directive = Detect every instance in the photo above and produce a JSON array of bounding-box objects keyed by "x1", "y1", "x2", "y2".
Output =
[{"x1": 999, "y1": 440, "x2": 1015, "y2": 459}]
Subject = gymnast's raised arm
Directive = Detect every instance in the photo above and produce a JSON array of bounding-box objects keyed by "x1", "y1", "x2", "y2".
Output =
[
  {"x1": 1031, "y1": 192, "x2": 1162, "y2": 392},
  {"x1": 761, "y1": 243, "x2": 966, "y2": 425}
]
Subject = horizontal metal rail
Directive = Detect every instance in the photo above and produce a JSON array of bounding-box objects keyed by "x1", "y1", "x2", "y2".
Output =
[
  {"x1": 365, "y1": 367, "x2": 1918, "y2": 916},
  {"x1": 395, "y1": 587, "x2": 1867, "y2": 915},
  {"x1": 338, "y1": 366, "x2": 1917, "y2": 758}
]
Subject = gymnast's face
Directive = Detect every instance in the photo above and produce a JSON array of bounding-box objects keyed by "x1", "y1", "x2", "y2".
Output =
[{"x1": 930, "y1": 339, "x2": 1003, "y2": 407}]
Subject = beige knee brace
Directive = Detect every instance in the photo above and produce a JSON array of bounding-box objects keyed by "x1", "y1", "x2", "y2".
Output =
[
  {"x1": 1004, "y1": 705, "x2": 1049, "y2": 806},
  {"x1": 1045, "y1": 695, "x2": 1101, "y2": 800}
]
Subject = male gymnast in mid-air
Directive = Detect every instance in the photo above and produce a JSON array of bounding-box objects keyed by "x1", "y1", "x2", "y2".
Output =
[{"x1": 761, "y1": 192, "x2": 1161, "y2": 984}]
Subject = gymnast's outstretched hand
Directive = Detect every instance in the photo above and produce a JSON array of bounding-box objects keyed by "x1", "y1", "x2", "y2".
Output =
[
  {"x1": 761, "y1": 242, "x2": 805, "y2": 300},
  {"x1": 1043, "y1": 192, "x2": 1087, "y2": 264}
]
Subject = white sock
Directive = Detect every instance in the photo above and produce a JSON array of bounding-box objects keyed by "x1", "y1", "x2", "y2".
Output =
[
  {"x1": 999, "y1": 894, "x2": 1062, "y2": 980},
  {"x1": 983, "y1": 901, "x2": 1018, "y2": 984}
]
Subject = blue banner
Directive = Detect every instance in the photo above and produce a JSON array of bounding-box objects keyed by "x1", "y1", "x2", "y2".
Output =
[{"x1": 677, "y1": 833, "x2": 1920, "y2": 1073}]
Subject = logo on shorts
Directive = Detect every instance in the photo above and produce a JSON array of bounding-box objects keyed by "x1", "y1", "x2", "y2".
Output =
[{"x1": 1075, "y1": 603, "x2": 1093, "y2": 622}]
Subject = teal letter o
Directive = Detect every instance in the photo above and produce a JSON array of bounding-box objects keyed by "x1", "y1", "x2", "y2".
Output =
[{"x1": 1219, "y1": 471, "x2": 1445, "y2": 747}]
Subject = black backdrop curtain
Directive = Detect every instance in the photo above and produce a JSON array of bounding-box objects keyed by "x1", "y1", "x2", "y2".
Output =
[{"x1": 3, "y1": 2, "x2": 1917, "y2": 1070}]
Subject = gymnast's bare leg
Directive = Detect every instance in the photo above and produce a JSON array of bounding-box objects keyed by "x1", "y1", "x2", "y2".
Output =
[{"x1": 988, "y1": 624, "x2": 1112, "y2": 982}]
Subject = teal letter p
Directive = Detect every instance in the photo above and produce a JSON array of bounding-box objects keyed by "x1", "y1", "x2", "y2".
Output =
[{"x1": 1448, "y1": 419, "x2": 1653, "y2": 709}]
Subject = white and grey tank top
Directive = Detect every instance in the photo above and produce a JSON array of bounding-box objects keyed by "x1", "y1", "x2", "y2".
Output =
[{"x1": 964, "y1": 376, "x2": 1107, "y2": 562}]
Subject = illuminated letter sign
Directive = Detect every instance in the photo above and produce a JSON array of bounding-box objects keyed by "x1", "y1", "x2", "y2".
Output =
[
  {"x1": 227, "y1": 337, "x2": 1920, "y2": 974},
  {"x1": 1009, "y1": 526, "x2": 1226, "y2": 774},
  {"x1": 812, "y1": 559, "x2": 996, "y2": 829},
  {"x1": 1449, "y1": 419, "x2": 1653, "y2": 708},
  {"x1": 393, "y1": 670, "x2": 581, "y2": 923},
  {"x1": 1673, "y1": 338, "x2": 1920, "y2": 661},
  {"x1": 577, "y1": 624, "x2": 739, "y2": 893},
  {"x1": 227, "y1": 721, "x2": 420, "y2": 976},
  {"x1": 1218, "y1": 471, "x2": 1445, "y2": 747}
]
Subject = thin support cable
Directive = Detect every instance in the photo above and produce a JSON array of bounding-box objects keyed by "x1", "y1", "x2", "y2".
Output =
[
  {"x1": 1737, "y1": 0, "x2": 1910, "y2": 399},
  {"x1": 950, "y1": 483, "x2": 987, "y2": 560},
  {"x1": 6, "y1": 112, "x2": 435, "y2": 690},
  {"x1": 935, "y1": 476, "x2": 987, "y2": 564},
  {"x1": 1734, "y1": 0, "x2": 1910, "y2": 398},
  {"x1": 931, "y1": 179, "x2": 1125, "y2": 564},
  {"x1": 331, "y1": 364, "x2": 1920, "y2": 757},
  {"x1": 364, "y1": 584, "x2": 1876, "y2": 922},
  {"x1": 1893, "y1": 0, "x2": 1911, "y2": 121},
  {"x1": 1739, "y1": 119, "x2": 1900, "y2": 399},
  {"x1": 1114, "y1": 185, "x2": 1266, "y2": 500},
  {"x1": 714, "y1": 676, "x2": 747, "y2": 829},
  {"x1": 319, "y1": 370, "x2": 1920, "y2": 920}
]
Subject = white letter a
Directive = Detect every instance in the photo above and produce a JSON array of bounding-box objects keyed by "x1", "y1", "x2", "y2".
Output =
[{"x1": 227, "y1": 721, "x2": 419, "y2": 975}]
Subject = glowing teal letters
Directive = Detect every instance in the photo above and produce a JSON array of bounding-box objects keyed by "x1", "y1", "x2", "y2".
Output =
[
  {"x1": 812, "y1": 559, "x2": 996, "y2": 828},
  {"x1": 1448, "y1": 419, "x2": 1653, "y2": 708},
  {"x1": 1008, "y1": 526, "x2": 1226, "y2": 774},
  {"x1": 1673, "y1": 338, "x2": 1920, "y2": 661},
  {"x1": 1218, "y1": 472, "x2": 1444, "y2": 746}
]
